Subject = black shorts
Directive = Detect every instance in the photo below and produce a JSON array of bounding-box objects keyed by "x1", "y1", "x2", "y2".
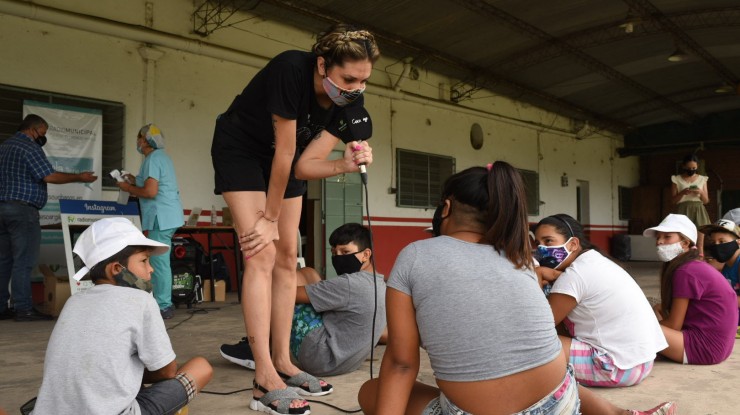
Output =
[{"x1": 211, "y1": 113, "x2": 306, "y2": 198}]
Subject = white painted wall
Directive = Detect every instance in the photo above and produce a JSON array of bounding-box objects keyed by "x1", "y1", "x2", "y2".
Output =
[{"x1": 0, "y1": 0, "x2": 639, "y2": 228}]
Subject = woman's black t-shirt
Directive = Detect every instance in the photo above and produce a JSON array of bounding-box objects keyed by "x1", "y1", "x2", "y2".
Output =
[{"x1": 220, "y1": 50, "x2": 363, "y2": 158}]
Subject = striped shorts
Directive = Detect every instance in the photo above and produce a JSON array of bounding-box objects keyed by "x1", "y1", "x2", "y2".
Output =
[{"x1": 569, "y1": 338, "x2": 653, "y2": 387}]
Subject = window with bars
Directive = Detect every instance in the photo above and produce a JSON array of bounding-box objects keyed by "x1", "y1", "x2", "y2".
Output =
[
  {"x1": 0, "y1": 84, "x2": 125, "y2": 189},
  {"x1": 396, "y1": 149, "x2": 455, "y2": 208},
  {"x1": 518, "y1": 169, "x2": 540, "y2": 216}
]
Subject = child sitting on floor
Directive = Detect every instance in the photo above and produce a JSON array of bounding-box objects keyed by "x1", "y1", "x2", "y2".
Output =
[
  {"x1": 32, "y1": 217, "x2": 212, "y2": 414},
  {"x1": 220, "y1": 223, "x2": 386, "y2": 381},
  {"x1": 533, "y1": 214, "x2": 667, "y2": 387},
  {"x1": 700, "y1": 218, "x2": 740, "y2": 324},
  {"x1": 644, "y1": 214, "x2": 738, "y2": 365}
]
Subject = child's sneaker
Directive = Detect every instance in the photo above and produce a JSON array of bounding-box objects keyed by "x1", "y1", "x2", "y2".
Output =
[
  {"x1": 632, "y1": 402, "x2": 677, "y2": 415},
  {"x1": 219, "y1": 337, "x2": 256, "y2": 369}
]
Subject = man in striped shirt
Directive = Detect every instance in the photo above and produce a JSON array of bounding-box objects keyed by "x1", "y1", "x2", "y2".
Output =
[{"x1": 0, "y1": 114, "x2": 97, "y2": 321}]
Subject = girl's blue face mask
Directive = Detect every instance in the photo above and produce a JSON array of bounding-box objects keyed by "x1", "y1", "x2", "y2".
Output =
[{"x1": 534, "y1": 237, "x2": 573, "y2": 270}]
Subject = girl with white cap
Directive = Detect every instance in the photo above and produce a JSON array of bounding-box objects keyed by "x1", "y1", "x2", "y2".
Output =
[{"x1": 644, "y1": 214, "x2": 738, "y2": 364}]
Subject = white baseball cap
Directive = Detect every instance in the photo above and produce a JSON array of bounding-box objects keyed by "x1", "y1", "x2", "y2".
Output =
[
  {"x1": 700, "y1": 219, "x2": 740, "y2": 239},
  {"x1": 72, "y1": 217, "x2": 169, "y2": 281},
  {"x1": 723, "y1": 208, "x2": 740, "y2": 225},
  {"x1": 643, "y1": 213, "x2": 697, "y2": 244}
]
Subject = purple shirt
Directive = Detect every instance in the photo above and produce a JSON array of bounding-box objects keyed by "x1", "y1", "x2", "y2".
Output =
[{"x1": 673, "y1": 260, "x2": 738, "y2": 364}]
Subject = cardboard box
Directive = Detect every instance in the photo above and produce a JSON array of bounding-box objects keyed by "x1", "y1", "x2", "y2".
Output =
[
  {"x1": 202, "y1": 279, "x2": 226, "y2": 302},
  {"x1": 40, "y1": 265, "x2": 71, "y2": 316}
]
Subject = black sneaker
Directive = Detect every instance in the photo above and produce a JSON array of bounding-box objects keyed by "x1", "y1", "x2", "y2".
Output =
[
  {"x1": 0, "y1": 308, "x2": 15, "y2": 320},
  {"x1": 14, "y1": 309, "x2": 53, "y2": 322},
  {"x1": 160, "y1": 306, "x2": 175, "y2": 320},
  {"x1": 220, "y1": 337, "x2": 256, "y2": 369}
]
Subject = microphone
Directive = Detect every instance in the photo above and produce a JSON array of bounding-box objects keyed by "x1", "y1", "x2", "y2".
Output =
[{"x1": 336, "y1": 106, "x2": 372, "y2": 184}]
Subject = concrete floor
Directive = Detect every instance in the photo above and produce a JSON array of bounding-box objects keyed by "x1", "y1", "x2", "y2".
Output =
[{"x1": 1, "y1": 261, "x2": 738, "y2": 414}]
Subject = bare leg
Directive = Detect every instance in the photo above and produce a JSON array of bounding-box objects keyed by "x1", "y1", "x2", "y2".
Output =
[
  {"x1": 657, "y1": 325, "x2": 685, "y2": 363},
  {"x1": 359, "y1": 378, "x2": 440, "y2": 415},
  {"x1": 177, "y1": 356, "x2": 214, "y2": 393},
  {"x1": 222, "y1": 192, "x2": 305, "y2": 409},
  {"x1": 269, "y1": 197, "x2": 305, "y2": 377},
  {"x1": 578, "y1": 386, "x2": 631, "y2": 415}
]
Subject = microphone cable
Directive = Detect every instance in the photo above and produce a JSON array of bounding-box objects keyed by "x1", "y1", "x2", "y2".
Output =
[{"x1": 362, "y1": 174, "x2": 379, "y2": 379}]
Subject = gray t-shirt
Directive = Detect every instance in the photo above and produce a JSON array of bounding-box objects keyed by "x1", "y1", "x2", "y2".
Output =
[
  {"x1": 33, "y1": 284, "x2": 175, "y2": 415},
  {"x1": 388, "y1": 236, "x2": 561, "y2": 382},
  {"x1": 300, "y1": 271, "x2": 386, "y2": 376}
]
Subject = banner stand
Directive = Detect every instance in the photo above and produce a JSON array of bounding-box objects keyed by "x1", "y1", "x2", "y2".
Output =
[{"x1": 59, "y1": 199, "x2": 141, "y2": 295}]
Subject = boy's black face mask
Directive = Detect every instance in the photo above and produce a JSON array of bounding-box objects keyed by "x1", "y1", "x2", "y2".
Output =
[
  {"x1": 331, "y1": 252, "x2": 363, "y2": 276},
  {"x1": 706, "y1": 240, "x2": 739, "y2": 263},
  {"x1": 114, "y1": 267, "x2": 153, "y2": 293}
]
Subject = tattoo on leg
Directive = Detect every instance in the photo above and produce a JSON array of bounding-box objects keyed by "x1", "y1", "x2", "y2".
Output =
[{"x1": 248, "y1": 336, "x2": 256, "y2": 345}]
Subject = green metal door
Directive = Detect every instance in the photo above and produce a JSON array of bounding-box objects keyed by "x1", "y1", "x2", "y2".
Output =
[{"x1": 322, "y1": 150, "x2": 363, "y2": 278}]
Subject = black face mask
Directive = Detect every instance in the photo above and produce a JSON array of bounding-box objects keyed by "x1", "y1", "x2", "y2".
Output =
[
  {"x1": 331, "y1": 252, "x2": 363, "y2": 276},
  {"x1": 684, "y1": 168, "x2": 697, "y2": 176},
  {"x1": 431, "y1": 202, "x2": 451, "y2": 237},
  {"x1": 35, "y1": 135, "x2": 47, "y2": 147},
  {"x1": 707, "y1": 240, "x2": 739, "y2": 263}
]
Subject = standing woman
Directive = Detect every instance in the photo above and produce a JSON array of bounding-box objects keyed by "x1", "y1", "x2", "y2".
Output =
[
  {"x1": 210, "y1": 24, "x2": 378, "y2": 414},
  {"x1": 644, "y1": 214, "x2": 738, "y2": 365},
  {"x1": 533, "y1": 214, "x2": 667, "y2": 387},
  {"x1": 671, "y1": 154, "x2": 710, "y2": 253},
  {"x1": 118, "y1": 124, "x2": 183, "y2": 320}
]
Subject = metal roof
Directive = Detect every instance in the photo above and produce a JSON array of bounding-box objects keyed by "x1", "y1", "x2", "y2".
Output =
[{"x1": 194, "y1": 0, "x2": 740, "y2": 136}]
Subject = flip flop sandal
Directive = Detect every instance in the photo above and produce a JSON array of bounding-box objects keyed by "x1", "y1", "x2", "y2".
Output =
[
  {"x1": 249, "y1": 380, "x2": 311, "y2": 415},
  {"x1": 278, "y1": 371, "x2": 334, "y2": 396}
]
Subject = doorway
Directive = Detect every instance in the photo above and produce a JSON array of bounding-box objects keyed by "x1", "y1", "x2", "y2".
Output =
[{"x1": 321, "y1": 150, "x2": 364, "y2": 278}]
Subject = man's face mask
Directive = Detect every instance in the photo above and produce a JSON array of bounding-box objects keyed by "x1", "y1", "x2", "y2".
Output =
[
  {"x1": 114, "y1": 266, "x2": 153, "y2": 293},
  {"x1": 534, "y1": 238, "x2": 574, "y2": 270},
  {"x1": 331, "y1": 251, "x2": 364, "y2": 276},
  {"x1": 322, "y1": 75, "x2": 365, "y2": 107},
  {"x1": 706, "y1": 240, "x2": 740, "y2": 263},
  {"x1": 33, "y1": 128, "x2": 47, "y2": 147}
]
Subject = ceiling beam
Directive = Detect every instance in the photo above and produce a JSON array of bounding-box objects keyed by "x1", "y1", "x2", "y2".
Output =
[
  {"x1": 492, "y1": 7, "x2": 740, "y2": 74},
  {"x1": 260, "y1": 0, "x2": 631, "y2": 132},
  {"x1": 623, "y1": 0, "x2": 740, "y2": 86},
  {"x1": 451, "y1": 0, "x2": 699, "y2": 123}
]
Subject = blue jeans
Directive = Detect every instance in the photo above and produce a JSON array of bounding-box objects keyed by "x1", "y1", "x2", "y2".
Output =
[
  {"x1": 423, "y1": 366, "x2": 580, "y2": 415},
  {"x1": 147, "y1": 220, "x2": 176, "y2": 310},
  {"x1": 0, "y1": 202, "x2": 41, "y2": 312}
]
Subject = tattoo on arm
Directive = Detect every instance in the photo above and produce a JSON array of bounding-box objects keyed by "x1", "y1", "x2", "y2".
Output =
[{"x1": 248, "y1": 336, "x2": 256, "y2": 345}]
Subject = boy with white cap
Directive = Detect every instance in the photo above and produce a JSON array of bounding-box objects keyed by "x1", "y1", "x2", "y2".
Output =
[
  {"x1": 700, "y1": 218, "x2": 740, "y2": 324},
  {"x1": 643, "y1": 214, "x2": 738, "y2": 364},
  {"x1": 32, "y1": 217, "x2": 212, "y2": 414}
]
